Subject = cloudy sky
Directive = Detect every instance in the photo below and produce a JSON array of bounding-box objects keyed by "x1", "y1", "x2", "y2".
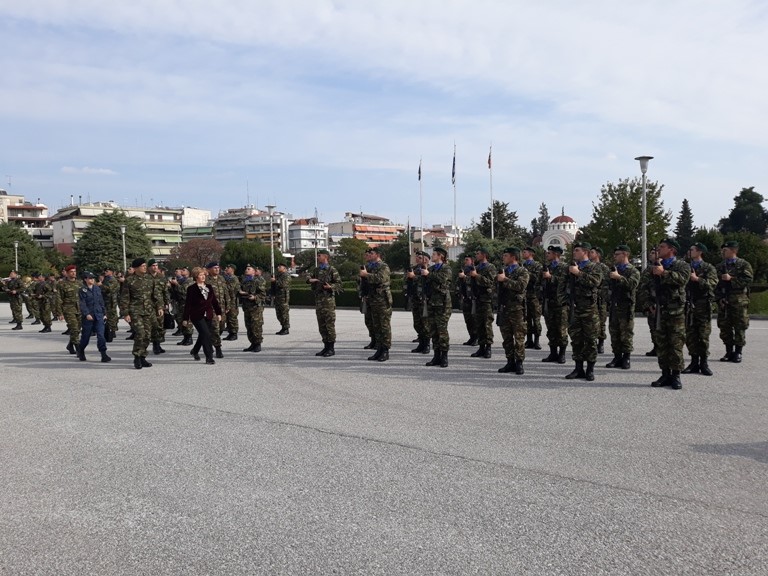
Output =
[{"x1": 2, "y1": 1, "x2": 766, "y2": 232}]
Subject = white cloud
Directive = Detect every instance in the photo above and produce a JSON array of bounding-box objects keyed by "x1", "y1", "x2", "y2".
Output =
[{"x1": 61, "y1": 166, "x2": 118, "y2": 175}]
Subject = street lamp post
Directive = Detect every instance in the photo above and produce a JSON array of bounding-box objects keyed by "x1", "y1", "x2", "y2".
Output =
[
  {"x1": 120, "y1": 225, "x2": 127, "y2": 272},
  {"x1": 266, "y1": 205, "x2": 276, "y2": 277},
  {"x1": 635, "y1": 156, "x2": 654, "y2": 270},
  {"x1": 13, "y1": 240, "x2": 19, "y2": 272}
]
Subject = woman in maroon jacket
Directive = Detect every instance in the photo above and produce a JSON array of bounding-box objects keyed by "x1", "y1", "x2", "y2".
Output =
[{"x1": 183, "y1": 267, "x2": 223, "y2": 364}]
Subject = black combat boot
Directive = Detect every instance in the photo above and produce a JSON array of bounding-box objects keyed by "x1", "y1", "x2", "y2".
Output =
[
  {"x1": 597, "y1": 339, "x2": 605, "y2": 354},
  {"x1": 105, "y1": 329, "x2": 113, "y2": 342},
  {"x1": 126, "y1": 332, "x2": 135, "y2": 340},
  {"x1": 439, "y1": 350, "x2": 448, "y2": 368},
  {"x1": 682, "y1": 356, "x2": 700, "y2": 374},
  {"x1": 421, "y1": 339, "x2": 431, "y2": 355},
  {"x1": 565, "y1": 361, "x2": 585, "y2": 380},
  {"x1": 541, "y1": 345, "x2": 558, "y2": 363},
  {"x1": 205, "y1": 357, "x2": 215, "y2": 365},
  {"x1": 620, "y1": 352, "x2": 631, "y2": 370},
  {"x1": 515, "y1": 359, "x2": 525, "y2": 375},
  {"x1": 251, "y1": 343, "x2": 262, "y2": 352},
  {"x1": 651, "y1": 369, "x2": 671, "y2": 387},
  {"x1": 482, "y1": 346, "x2": 492, "y2": 359},
  {"x1": 498, "y1": 358, "x2": 516, "y2": 373},
  {"x1": 215, "y1": 346, "x2": 223, "y2": 359},
  {"x1": 645, "y1": 347, "x2": 657, "y2": 357},
  {"x1": 363, "y1": 339, "x2": 376, "y2": 350},
  {"x1": 26, "y1": 313, "x2": 34, "y2": 319},
  {"x1": 66, "y1": 342, "x2": 76, "y2": 355},
  {"x1": 463, "y1": 337, "x2": 477, "y2": 346},
  {"x1": 720, "y1": 345, "x2": 733, "y2": 362},
  {"x1": 62, "y1": 328, "x2": 70, "y2": 336},
  {"x1": 276, "y1": 327, "x2": 289, "y2": 335},
  {"x1": 177, "y1": 335, "x2": 192, "y2": 346},
  {"x1": 39, "y1": 326, "x2": 51, "y2": 333},
  {"x1": 31, "y1": 319, "x2": 41, "y2": 325},
  {"x1": 557, "y1": 346, "x2": 567, "y2": 364},
  {"x1": 140, "y1": 357, "x2": 153, "y2": 368},
  {"x1": 315, "y1": 342, "x2": 328, "y2": 356},
  {"x1": 411, "y1": 339, "x2": 426, "y2": 353},
  {"x1": 605, "y1": 354, "x2": 622, "y2": 368},
  {"x1": 669, "y1": 370, "x2": 682, "y2": 390},
  {"x1": 322, "y1": 342, "x2": 335, "y2": 357},
  {"x1": 731, "y1": 345, "x2": 743, "y2": 363},
  {"x1": 192, "y1": 351, "x2": 201, "y2": 361},
  {"x1": 243, "y1": 343, "x2": 257, "y2": 352},
  {"x1": 101, "y1": 351, "x2": 111, "y2": 363},
  {"x1": 77, "y1": 346, "x2": 86, "y2": 361},
  {"x1": 152, "y1": 342, "x2": 166, "y2": 355},
  {"x1": 533, "y1": 335, "x2": 541, "y2": 350},
  {"x1": 377, "y1": 347, "x2": 389, "y2": 362},
  {"x1": 425, "y1": 350, "x2": 440, "y2": 366},
  {"x1": 699, "y1": 357, "x2": 713, "y2": 376},
  {"x1": 524, "y1": 335, "x2": 534, "y2": 349},
  {"x1": 171, "y1": 328, "x2": 182, "y2": 336},
  {"x1": 134, "y1": 356, "x2": 142, "y2": 369},
  {"x1": 224, "y1": 332, "x2": 237, "y2": 341},
  {"x1": 12, "y1": 322, "x2": 22, "y2": 330},
  {"x1": 470, "y1": 345, "x2": 485, "y2": 358},
  {"x1": 585, "y1": 361, "x2": 596, "y2": 381},
  {"x1": 368, "y1": 347, "x2": 383, "y2": 361}
]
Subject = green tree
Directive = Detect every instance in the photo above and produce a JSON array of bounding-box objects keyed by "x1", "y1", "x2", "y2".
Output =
[
  {"x1": 0, "y1": 223, "x2": 49, "y2": 276},
  {"x1": 460, "y1": 228, "x2": 507, "y2": 266},
  {"x1": 718, "y1": 187, "x2": 768, "y2": 235},
  {"x1": 674, "y1": 199, "x2": 696, "y2": 253},
  {"x1": 722, "y1": 231, "x2": 768, "y2": 282},
  {"x1": 691, "y1": 227, "x2": 724, "y2": 267},
  {"x1": 580, "y1": 177, "x2": 671, "y2": 256},
  {"x1": 380, "y1": 231, "x2": 411, "y2": 272},
  {"x1": 293, "y1": 249, "x2": 318, "y2": 271},
  {"x1": 220, "y1": 240, "x2": 282, "y2": 275},
  {"x1": 529, "y1": 203, "x2": 550, "y2": 242},
  {"x1": 73, "y1": 211, "x2": 152, "y2": 272},
  {"x1": 474, "y1": 200, "x2": 527, "y2": 244},
  {"x1": 167, "y1": 238, "x2": 223, "y2": 270}
]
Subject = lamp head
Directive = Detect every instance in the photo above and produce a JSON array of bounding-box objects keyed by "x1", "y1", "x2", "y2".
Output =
[{"x1": 634, "y1": 155, "x2": 654, "y2": 175}]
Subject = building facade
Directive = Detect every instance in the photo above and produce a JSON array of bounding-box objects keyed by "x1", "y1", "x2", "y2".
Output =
[
  {"x1": 541, "y1": 213, "x2": 579, "y2": 250},
  {"x1": 1, "y1": 189, "x2": 54, "y2": 249},
  {"x1": 288, "y1": 218, "x2": 328, "y2": 254}
]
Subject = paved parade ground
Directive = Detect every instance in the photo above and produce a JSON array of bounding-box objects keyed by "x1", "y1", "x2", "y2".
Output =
[{"x1": 1, "y1": 303, "x2": 767, "y2": 575}]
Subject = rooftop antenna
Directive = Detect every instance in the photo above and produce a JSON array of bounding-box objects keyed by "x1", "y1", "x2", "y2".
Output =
[{"x1": 246, "y1": 180, "x2": 250, "y2": 208}]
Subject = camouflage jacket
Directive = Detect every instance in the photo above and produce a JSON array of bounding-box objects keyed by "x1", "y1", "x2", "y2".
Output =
[
  {"x1": 687, "y1": 260, "x2": 717, "y2": 303},
  {"x1": 239, "y1": 275, "x2": 267, "y2": 309},
  {"x1": 405, "y1": 264, "x2": 427, "y2": 303},
  {"x1": 522, "y1": 259, "x2": 542, "y2": 298},
  {"x1": 149, "y1": 271, "x2": 170, "y2": 307},
  {"x1": 497, "y1": 264, "x2": 530, "y2": 310},
  {"x1": 206, "y1": 274, "x2": 231, "y2": 312},
  {"x1": 471, "y1": 261, "x2": 497, "y2": 303},
  {"x1": 541, "y1": 260, "x2": 567, "y2": 307},
  {"x1": 608, "y1": 264, "x2": 640, "y2": 309},
  {"x1": 366, "y1": 260, "x2": 391, "y2": 303},
  {"x1": 57, "y1": 278, "x2": 81, "y2": 312},
  {"x1": 100, "y1": 275, "x2": 120, "y2": 307},
  {"x1": 273, "y1": 270, "x2": 290, "y2": 300},
  {"x1": 119, "y1": 272, "x2": 159, "y2": 317},
  {"x1": 593, "y1": 261, "x2": 611, "y2": 303},
  {"x1": 640, "y1": 258, "x2": 691, "y2": 313},
  {"x1": 308, "y1": 265, "x2": 342, "y2": 302},
  {"x1": 557, "y1": 260, "x2": 603, "y2": 309},
  {"x1": 224, "y1": 274, "x2": 241, "y2": 307},
  {"x1": 716, "y1": 257, "x2": 753, "y2": 303},
  {"x1": 424, "y1": 263, "x2": 452, "y2": 308}
]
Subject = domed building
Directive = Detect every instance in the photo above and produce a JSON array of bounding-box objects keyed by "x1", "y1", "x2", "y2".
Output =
[{"x1": 542, "y1": 210, "x2": 579, "y2": 250}]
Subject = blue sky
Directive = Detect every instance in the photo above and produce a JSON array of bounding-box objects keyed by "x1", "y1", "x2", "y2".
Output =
[{"x1": 2, "y1": 1, "x2": 766, "y2": 233}]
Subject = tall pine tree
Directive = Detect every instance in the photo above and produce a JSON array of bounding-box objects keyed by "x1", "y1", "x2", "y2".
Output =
[{"x1": 674, "y1": 199, "x2": 696, "y2": 253}]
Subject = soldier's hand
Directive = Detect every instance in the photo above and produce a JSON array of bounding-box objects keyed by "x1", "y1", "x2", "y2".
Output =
[
  {"x1": 323, "y1": 283, "x2": 332, "y2": 290},
  {"x1": 496, "y1": 273, "x2": 506, "y2": 281},
  {"x1": 652, "y1": 265, "x2": 664, "y2": 276},
  {"x1": 407, "y1": 271, "x2": 416, "y2": 279},
  {"x1": 609, "y1": 270, "x2": 621, "y2": 280},
  {"x1": 309, "y1": 278, "x2": 319, "y2": 284},
  {"x1": 86, "y1": 314, "x2": 93, "y2": 321},
  {"x1": 542, "y1": 270, "x2": 552, "y2": 280},
  {"x1": 124, "y1": 314, "x2": 131, "y2": 324},
  {"x1": 216, "y1": 315, "x2": 221, "y2": 322},
  {"x1": 722, "y1": 273, "x2": 732, "y2": 282},
  {"x1": 157, "y1": 309, "x2": 164, "y2": 317},
  {"x1": 458, "y1": 271, "x2": 465, "y2": 279},
  {"x1": 421, "y1": 268, "x2": 429, "y2": 276},
  {"x1": 469, "y1": 269, "x2": 478, "y2": 277},
  {"x1": 58, "y1": 315, "x2": 64, "y2": 321},
  {"x1": 690, "y1": 271, "x2": 699, "y2": 282},
  {"x1": 359, "y1": 269, "x2": 368, "y2": 277},
  {"x1": 569, "y1": 265, "x2": 579, "y2": 275}
]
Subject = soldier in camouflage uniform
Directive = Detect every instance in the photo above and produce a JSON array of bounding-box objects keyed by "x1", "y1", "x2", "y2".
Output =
[
  {"x1": 716, "y1": 240, "x2": 754, "y2": 363},
  {"x1": 643, "y1": 238, "x2": 691, "y2": 390},
  {"x1": 456, "y1": 256, "x2": 478, "y2": 346},
  {"x1": 638, "y1": 248, "x2": 660, "y2": 357},
  {"x1": 405, "y1": 250, "x2": 431, "y2": 354},
  {"x1": 23, "y1": 275, "x2": 41, "y2": 324},
  {"x1": 541, "y1": 245, "x2": 569, "y2": 364},
  {"x1": 3, "y1": 270, "x2": 25, "y2": 329},
  {"x1": 170, "y1": 267, "x2": 193, "y2": 346},
  {"x1": 360, "y1": 246, "x2": 392, "y2": 362},
  {"x1": 99, "y1": 266, "x2": 120, "y2": 342},
  {"x1": 423, "y1": 247, "x2": 452, "y2": 367},
  {"x1": 147, "y1": 259, "x2": 170, "y2": 355},
  {"x1": 496, "y1": 247, "x2": 530, "y2": 375},
  {"x1": 223, "y1": 264, "x2": 240, "y2": 341},
  {"x1": 309, "y1": 249, "x2": 342, "y2": 357},
  {"x1": 521, "y1": 247, "x2": 543, "y2": 350},
  {"x1": 272, "y1": 263, "x2": 291, "y2": 335},
  {"x1": 33, "y1": 273, "x2": 54, "y2": 332},
  {"x1": 604, "y1": 245, "x2": 640, "y2": 370},
  {"x1": 589, "y1": 247, "x2": 611, "y2": 354},
  {"x1": 559, "y1": 241, "x2": 602, "y2": 381},
  {"x1": 52, "y1": 271, "x2": 64, "y2": 321},
  {"x1": 239, "y1": 265, "x2": 267, "y2": 352},
  {"x1": 204, "y1": 262, "x2": 232, "y2": 358},
  {"x1": 469, "y1": 247, "x2": 496, "y2": 359},
  {"x1": 120, "y1": 258, "x2": 162, "y2": 369},
  {"x1": 360, "y1": 249, "x2": 376, "y2": 350},
  {"x1": 681, "y1": 242, "x2": 718, "y2": 376},
  {"x1": 57, "y1": 264, "x2": 82, "y2": 354}
]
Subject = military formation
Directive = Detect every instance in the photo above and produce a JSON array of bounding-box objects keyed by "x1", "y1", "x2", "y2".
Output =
[{"x1": 2, "y1": 239, "x2": 755, "y2": 387}]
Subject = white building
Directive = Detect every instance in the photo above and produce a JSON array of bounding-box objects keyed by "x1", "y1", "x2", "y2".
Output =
[
  {"x1": 541, "y1": 213, "x2": 579, "y2": 249},
  {"x1": 0, "y1": 189, "x2": 54, "y2": 249},
  {"x1": 213, "y1": 207, "x2": 292, "y2": 252},
  {"x1": 288, "y1": 218, "x2": 328, "y2": 254}
]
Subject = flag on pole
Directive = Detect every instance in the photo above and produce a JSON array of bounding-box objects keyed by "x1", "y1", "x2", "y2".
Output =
[
  {"x1": 488, "y1": 146, "x2": 492, "y2": 169},
  {"x1": 452, "y1": 147, "x2": 456, "y2": 185},
  {"x1": 418, "y1": 159, "x2": 422, "y2": 181}
]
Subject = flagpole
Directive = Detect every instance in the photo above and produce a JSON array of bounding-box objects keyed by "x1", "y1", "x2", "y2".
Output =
[
  {"x1": 419, "y1": 157, "x2": 424, "y2": 252},
  {"x1": 489, "y1": 144, "x2": 494, "y2": 240},
  {"x1": 452, "y1": 142, "x2": 457, "y2": 247}
]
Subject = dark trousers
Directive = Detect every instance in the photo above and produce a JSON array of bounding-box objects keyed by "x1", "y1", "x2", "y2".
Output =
[
  {"x1": 79, "y1": 316, "x2": 107, "y2": 353},
  {"x1": 191, "y1": 318, "x2": 215, "y2": 360}
]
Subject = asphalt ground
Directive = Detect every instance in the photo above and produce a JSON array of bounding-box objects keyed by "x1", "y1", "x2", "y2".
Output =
[{"x1": 1, "y1": 303, "x2": 766, "y2": 575}]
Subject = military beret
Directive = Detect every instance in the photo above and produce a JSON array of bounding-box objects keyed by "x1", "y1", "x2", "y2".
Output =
[
  {"x1": 523, "y1": 246, "x2": 535, "y2": 253},
  {"x1": 147, "y1": 258, "x2": 157, "y2": 266},
  {"x1": 475, "y1": 246, "x2": 490, "y2": 255},
  {"x1": 503, "y1": 246, "x2": 521, "y2": 256},
  {"x1": 82, "y1": 271, "x2": 96, "y2": 279},
  {"x1": 614, "y1": 244, "x2": 631, "y2": 253},
  {"x1": 317, "y1": 249, "x2": 330, "y2": 256},
  {"x1": 131, "y1": 258, "x2": 146, "y2": 268},
  {"x1": 433, "y1": 246, "x2": 448, "y2": 257},
  {"x1": 47, "y1": 271, "x2": 57, "y2": 277},
  {"x1": 572, "y1": 241, "x2": 591, "y2": 251},
  {"x1": 32, "y1": 272, "x2": 41, "y2": 278},
  {"x1": 659, "y1": 238, "x2": 680, "y2": 251},
  {"x1": 367, "y1": 246, "x2": 381, "y2": 254},
  {"x1": 547, "y1": 245, "x2": 564, "y2": 254},
  {"x1": 205, "y1": 261, "x2": 219, "y2": 269},
  {"x1": 721, "y1": 240, "x2": 739, "y2": 249},
  {"x1": 593, "y1": 247, "x2": 604, "y2": 256},
  {"x1": 225, "y1": 263, "x2": 237, "y2": 271},
  {"x1": 691, "y1": 242, "x2": 708, "y2": 253},
  {"x1": 64, "y1": 264, "x2": 77, "y2": 272},
  {"x1": 416, "y1": 250, "x2": 430, "y2": 258},
  {"x1": 103, "y1": 266, "x2": 114, "y2": 272}
]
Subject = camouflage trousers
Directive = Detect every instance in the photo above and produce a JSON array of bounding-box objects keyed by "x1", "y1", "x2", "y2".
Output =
[
  {"x1": 131, "y1": 313, "x2": 152, "y2": 358},
  {"x1": 27, "y1": 297, "x2": 40, "y2": 321},
  {"x1": 244, "y1": 305, "x2": 264, "y2": 344},
  {"x1": 473, "y1": 301, "x2": 494, "y2": 346},
  {"x1": 499, "y1": 305, "x2": 526, "y2": 361},
  {"x1": 275, "y1": 296, "x2": 290, "y2": 329},
  {"x1": 646, "y1": 312, "x2": 658, "y2": 349},
  {"x1": 38, "y1": 299, "x2": 52, "y2": 327},
  {"x1": 315, "y1": 298, "x2": 336, "y2": 343},
  {"x1": 370, "y1": 297, "x2": 392, "y2": 349},
  {"x1": 569, "y1": 305, "x2": 599, "y2": 363},
  {"x1": 428, "y1": 304, "x2": 451, "y2": 352},
  {"x1": 412, "y1": 301, "x2": 430, "y2": 340},
  {"x1": 150, "y1": 312, "x2": 165, "y2": 344},
  {"x1": 608, "y1": 306, "x2": 635, "y2": 354},
  {"x1": 106, "y1": 302, "x2": 119, "y2": 333},
  {"x1": 62, "y1": 306, "x2": 81, "y2": 346},
  {"x1": 174, "y1": 306, "x2": 193, "y2": 337},
  {"x1": 363, "y1": 300, "x2": 374, "y2": 340},
  {"x1": 685, "y1": 300, "x2": 713, "y2": 358},
  {"x1": 226, "y1": 304, "x2": 239, "y2": 335},
  {"x1": 462, "y1": 301, "x2": 476, "y2": 339},
  {"x1": 543, "y1": 304, "x2": 568, "y2": 348},
  {"x1": 654, "y1": 310, "x2": 686, "y2": 371},
  {"x1": 52, "y1": 298, "x2": 62, "y2": 319},
  {"x1": 9, "y1": 296, "x2": 23, "y2": 323},
  {"x1": 596, "y1": 297, "x2": 608, "y2": 341},
  {"x1": 525, "y1": 295, "x2": 542, "y2": 338},
  {"x1": 717, "y1": 296, "x2": 749, "y2": 347}
]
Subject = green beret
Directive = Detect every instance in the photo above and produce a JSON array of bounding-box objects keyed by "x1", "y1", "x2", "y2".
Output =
[
  {"x1": 131, "y1": 258, "x2": 146, "y2": 268},
  {"x1": 225, "y1": 263, "x2": 237, "y2": 271},
  {"x1": 433, "y1": 246, "x2": 448, "y2": 257},
  {"x1": 415, "y1": 250, "x2": 430, "y2": 258},
  {"x1": 546, "y1": 245, "x2": 563, "y2": 254},
  {"x1": 572, "y1": 241, "x2": 591, "y2": 251},
  {"x1": 147, "y1": 258, "x2": 157, "y2": 266},
  {"x1": 523, "y1": 246, "x2": 535, "y2": 253},
  {"x1": 614, "y1": 244, "x2": 631, "y2": 253},
  {"x1": 475, "y1": 246, "x2": 490, "y2": 256},
  {"x1": 659, "y1": 238, "x2": 680, "y2": 251},
  {"x1": 593, "y1": 247, "x2": 604, "y2": 256},
  {"x1": 317, "y1": 249, "x2": 330, "y2": 256},
  {"x1": 691, "y1": 242, "x2": 708, "y2": 253},
  {"x1": 721, "y1": 240, "x2": 739, "y2": 249},
  {"x1": 366, "y1": 246, "x2": 381, "y2": 254},
  {"x1": 503, "y1": 246, "x2": 521, "y2": 256}
]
